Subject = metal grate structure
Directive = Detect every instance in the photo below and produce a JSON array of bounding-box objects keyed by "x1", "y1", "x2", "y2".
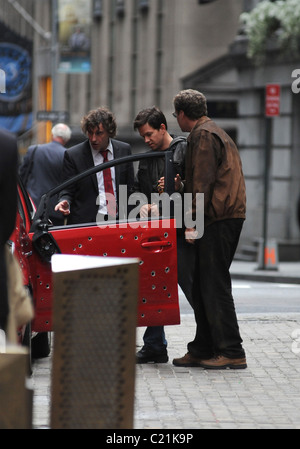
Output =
[
  {"x1": 50, "y1": 259, "x2": 139, "y2": 429},
  {"x1": 0, "y1": 351, "x2": 32, "y2": 429}
]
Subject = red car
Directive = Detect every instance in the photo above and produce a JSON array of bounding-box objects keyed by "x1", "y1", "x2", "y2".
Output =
[{"x1": 12, "y1": 151, "x2": 180, "y2": 358}]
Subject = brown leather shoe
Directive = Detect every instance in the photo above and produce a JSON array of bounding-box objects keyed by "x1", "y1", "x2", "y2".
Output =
[
  {"x1": 172, "y1": 352, "x2": 203, "y2": 367},
  {"x1": 199, "y1": 355, "x2": 247, "y2": 370}
]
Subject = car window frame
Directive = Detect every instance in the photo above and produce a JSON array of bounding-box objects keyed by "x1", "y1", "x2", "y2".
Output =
[
  {"x1": 30, "y1": 150, "x2": 176, "y2": 233},
  {"x1": 26, "y1": 150, "x2": 181, "y2": 331}
]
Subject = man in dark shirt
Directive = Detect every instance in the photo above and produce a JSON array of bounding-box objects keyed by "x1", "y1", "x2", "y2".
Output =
[{"x1": 134, "y1": 106, "x2": 195, "y2": 364}]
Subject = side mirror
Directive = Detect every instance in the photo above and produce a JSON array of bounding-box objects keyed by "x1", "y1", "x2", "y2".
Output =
[{"x1": 32, "y1": 230, "x2": 61, "y2": 264}]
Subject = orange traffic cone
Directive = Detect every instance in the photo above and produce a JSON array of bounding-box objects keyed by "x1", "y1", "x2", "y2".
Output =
[{"x1": 257, "y1": 238, "x2": 279, "y2": 271}]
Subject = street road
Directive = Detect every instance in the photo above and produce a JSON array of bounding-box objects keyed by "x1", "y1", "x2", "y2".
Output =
[{"x1": 179, "y1": 281, "x2": 300, "y2": 315}]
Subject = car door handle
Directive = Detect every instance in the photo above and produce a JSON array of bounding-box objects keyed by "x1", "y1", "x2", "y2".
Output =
[{"x1": 141, "y1": 241, "x2": 171, "y2": 248}]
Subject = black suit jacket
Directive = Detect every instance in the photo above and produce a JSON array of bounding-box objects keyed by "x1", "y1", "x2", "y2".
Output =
[
  {"x1": 0, "y1": 128, "x2": 18, "y2": 330},
  {"x1": 19, "y1": 140, "x2": 67, "y2": 225},
  {"x1": 59, "y1": 138, "x2": 134, "y2": 224}
]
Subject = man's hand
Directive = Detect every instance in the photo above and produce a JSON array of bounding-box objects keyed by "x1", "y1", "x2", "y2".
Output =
[
  {"x1": 157, "y1": 177, "x2": 164, "y2": 194},
  {"x1": 185, "y1": 227, "x2": 198, "y2": 244},
  {"x1": 55, "y1": 200, "x2": 70, "y2": 216},
  {"x1": 139, "y1": 203, "x2": 159, "y2": 218},
  {"x1": 139, "y1": 204, "x2": 150, "y2": 218},
  {"x1": 149, "y1": 204, "x2": 159, "y2": 216},
  {"x1": 157, "y1": 174, "x2": 183, "y2": 192},
  {"x1": 174, "y1": 174, "x2": 183, "y2": 192}
]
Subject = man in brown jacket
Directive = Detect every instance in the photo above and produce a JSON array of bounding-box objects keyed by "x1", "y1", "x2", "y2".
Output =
[{"x1": 172, "y1": 89, "x2": 247, "y2": 369}]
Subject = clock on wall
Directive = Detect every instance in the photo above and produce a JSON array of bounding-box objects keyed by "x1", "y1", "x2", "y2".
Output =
[{"x1": 0, "y1": 42, "x2": 31, "y2": 102}]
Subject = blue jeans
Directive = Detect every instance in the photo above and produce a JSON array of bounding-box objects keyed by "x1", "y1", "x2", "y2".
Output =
[{"x1": 143, "y1": 326, "x2": 167, "y2": 352}]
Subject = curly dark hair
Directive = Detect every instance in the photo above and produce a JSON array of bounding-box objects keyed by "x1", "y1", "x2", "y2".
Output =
[{"x1": 81, "y1": 107, "x2": 117, "y2": 137}]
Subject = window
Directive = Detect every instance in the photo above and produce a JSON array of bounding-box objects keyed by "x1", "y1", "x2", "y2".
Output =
[
  {"x1": 116, "y1": 0, "x2": 125, "y2": 18},
  {"x1": 93, "y1": 0, "x2": 103, "y2": 20},
  {"x1": 139, "y1": 0, "x2": 149, "y2": 13},
  {"x1": 207, "y1": 101, "x2": 238, "y2": 119}
]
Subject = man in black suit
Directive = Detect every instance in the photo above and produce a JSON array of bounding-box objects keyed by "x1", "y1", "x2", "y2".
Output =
[
  {"x1": 0, "y1": 128, "x2": 18, "y2": 332},
  {"x1": 20, "y1": 123, "x2": 72, "y2": 225},
  {"x1": 55, "y1": 107, "x2": 134, "y2": 224}
]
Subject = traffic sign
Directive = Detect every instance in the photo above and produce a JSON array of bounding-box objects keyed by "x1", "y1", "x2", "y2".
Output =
[
  {"x1": 265, "y1": 84, "x2": 280, "y2": 117},
  {"x1": 37, "y1": 110, "x2": 69, "y2": 122}
]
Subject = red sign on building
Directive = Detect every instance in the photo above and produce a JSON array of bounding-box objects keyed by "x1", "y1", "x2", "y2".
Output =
[{"x1": 265, "y1": 84, "x2": 280, "y2": 117}]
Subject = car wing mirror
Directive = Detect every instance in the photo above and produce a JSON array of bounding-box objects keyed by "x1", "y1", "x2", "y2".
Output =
[{"x1": 32, "y1": 228, "x2": 61, "y2": 264}]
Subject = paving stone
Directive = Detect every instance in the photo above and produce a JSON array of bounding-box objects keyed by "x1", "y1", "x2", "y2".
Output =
[{"x1": 31, "y1": 313, "x2": 300, "y2": 429}]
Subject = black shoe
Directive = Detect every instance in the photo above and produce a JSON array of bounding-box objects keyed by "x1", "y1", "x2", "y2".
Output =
[{"x1": 136, "y1": 346, "x2": 168, "y2": 364}]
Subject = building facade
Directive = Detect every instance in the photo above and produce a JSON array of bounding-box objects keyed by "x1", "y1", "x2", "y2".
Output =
[
  {"x1": 182, "y1": 0, "x2": 300, "y2": 257},
  {"x1": 35, "y1": 0, "x2": 242, "y2": 140}
]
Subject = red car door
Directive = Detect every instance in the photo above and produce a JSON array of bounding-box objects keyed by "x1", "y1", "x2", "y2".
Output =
[{"x1": 28, "y1": 151, "x2": 180, "y2": 333}]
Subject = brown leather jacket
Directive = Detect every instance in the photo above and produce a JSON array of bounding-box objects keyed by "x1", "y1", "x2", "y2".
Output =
[{"x1": 185, "y1": 116, "x2": 246, "y2": 227}]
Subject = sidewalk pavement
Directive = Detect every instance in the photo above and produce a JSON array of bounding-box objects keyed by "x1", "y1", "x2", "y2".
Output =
[
  {"x1": 230, "y1": 260, "x2": 300, "y2": 284},
  {"x1": 31, "y1": 261, "x2": 300, "y2": 430}
]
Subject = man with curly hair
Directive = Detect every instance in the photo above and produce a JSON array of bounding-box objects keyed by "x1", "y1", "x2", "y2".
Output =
[{"x1": 55, "y1": 107, "x2": 134, "y2": 224}]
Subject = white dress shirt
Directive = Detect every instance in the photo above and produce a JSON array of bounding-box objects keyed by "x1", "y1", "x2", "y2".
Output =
[{"x1": 90, "y1": 139, "x2": 117, "y2": 215}]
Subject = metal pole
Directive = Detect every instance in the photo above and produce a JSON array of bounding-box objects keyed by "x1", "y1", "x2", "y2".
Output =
[
  {"x1": 258, "y1": 116, "x2": 272, "y2": 270},
  {"x1": 8, "y1": 0, "x2": 51, "y2": 40},
  {"x1": 51, "y1": 0, "x2": 58, "y2": 111}
]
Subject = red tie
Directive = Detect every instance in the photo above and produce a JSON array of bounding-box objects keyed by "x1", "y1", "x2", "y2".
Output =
[{"x1": 100, "y1": 150, "x2": 117, "y2": 217}]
